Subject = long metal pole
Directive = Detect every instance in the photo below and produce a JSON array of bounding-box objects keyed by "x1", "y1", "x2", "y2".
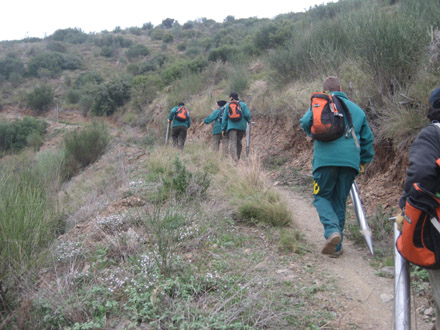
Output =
[
  {"x1": 349, "y1": 181, "x2": 374, "y2": 255},
  {"x1": 165, "y1": 121, "x2": 171, "y2": 144},
  {"x1": 394, "y1": 222, "x2": 411, "y2": 330}
]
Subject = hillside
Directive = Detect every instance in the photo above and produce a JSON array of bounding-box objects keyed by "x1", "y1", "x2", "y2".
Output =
[{"x1": 1, "y1": 0, "x2": 440, "y2": 328}]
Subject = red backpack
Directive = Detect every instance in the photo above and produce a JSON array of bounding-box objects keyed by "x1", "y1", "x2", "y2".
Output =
[
  {"x1": 227, "y1": 100, "x2": 243, "y2": 122},
  {"x1": 397, "y1": 181, "x2": 440, "y2": 269},
  {"x1": 175, "y1": 106, "x2": 189, "y2": 122}
]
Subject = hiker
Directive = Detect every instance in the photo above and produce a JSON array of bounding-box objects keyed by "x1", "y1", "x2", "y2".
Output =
[
  {"x1": 397, "y1": 86, "x2": 440, "y2": 330},
  {"x1": 221, "y1": 92, "x2": 251, "y2": 161},
  {"x1": 299, "y1": 76, "x2": 374, "y2": 257},
  {"x1": 199, "y1": 100, "x2": 228, "y2": 153},
  {"x1": 168, "y1": 102, "x2": 191, "y2": 149}
]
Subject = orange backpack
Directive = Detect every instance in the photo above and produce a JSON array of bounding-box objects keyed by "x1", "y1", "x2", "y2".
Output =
[
  {"x1": 397, "y1": 182, "x2": 440, "y2": 269},
  {"x1": 227, "y1": 100, "x2": 243, "y2": 122},
  {"x1": 175, "y1": 106, "x2": 189, "y2": 122},
  {"x1": 310, "y1": 92, "x2": 346, "y2": 142}
]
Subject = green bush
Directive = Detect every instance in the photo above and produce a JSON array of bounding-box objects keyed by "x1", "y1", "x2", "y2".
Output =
[
  {"x1": 0, "y1": 55, "x2": 25, "y2": 80},
  {"x1": 125, "y1": 44, "x2": 150, "y2": 60},
  {"x1": 94, "y1": 34, "x2": 132, "y2": 48},
  {"x1": 162, "y1": 58, "x2": 208, "y2": 84},
  {"x1": 208, "y1": 45, "x2": 241, "y2": 62},
  {"x1": 74, "y1": 71, "x2": 104, "y2": 89},
  {"x1": 46, "y1": 41, "x2": 67, "y2": 53},
  {"x1": 0, "y1": 151, "x2": 63, "y2": 306},
  {"x1": 139, "y1": 54, "x2": 168, "y2": 73},
  {"x1": 237, "y1": 195, "x2": 291, "y2": 226},
  {"x1": 51, "y1": 28, "x2": 88, "y2": 44},
  {"x1": 130, "y1": 75, "x2": 162, "y2": 111},
  {"x1": 66, "y1": 88, "x2": 82, "y2": 104},
  {"x1": 26, "y1": 85, "x2": 55, "y2": 112},
  {"x1": 62, "y1": 122, "x2": 110, "y2": 177},
  {"x1": 27, "y1": 52, "x2": 64, "y2": 77},
  {"x1": 0, "y1": 116, "x2": 48, "y2": 153},
  {"x1": 91, "y1": 75, "x2": 132, "y2": 116},
  {"x1": 128, "y1": 26, "x2": 142, "y2": 35}
]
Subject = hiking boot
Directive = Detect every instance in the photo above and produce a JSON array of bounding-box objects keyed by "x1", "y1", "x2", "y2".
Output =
[
  {"x1": 321, "y1": 232, "x2": 341, "y2": 255},
  {"x1": 329, "y1": 248, "x2": 343, "y2": 258}
]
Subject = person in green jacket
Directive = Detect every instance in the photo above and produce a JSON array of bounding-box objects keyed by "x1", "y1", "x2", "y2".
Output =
[
  {"x1": 168, "y1": 102, "x2": 191, "y2": 149},
  {"x1": 221, "y1": 92, "x2": 251, "y2": 161},
  {"x1": 199, "y1": 100, "x2": 227, "y2": 152},
  {"x1": 300, "y1": 76, "x2": 374, "y2": 257}
]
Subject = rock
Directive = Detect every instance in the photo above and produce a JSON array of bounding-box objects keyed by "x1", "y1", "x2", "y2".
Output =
[
  {"x1": 380, "y1": 266, "x2": 395, "y2": 277},
  {"x1": 380, "y1": 293, "x2": 394, "y2": 303},
  {"x1": 424, "y1": 307, "x2": 433, "y2": 316}
]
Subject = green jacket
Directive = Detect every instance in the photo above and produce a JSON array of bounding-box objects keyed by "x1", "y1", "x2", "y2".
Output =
[
  {"x1": 221, "y1": 101, "x2": 251, "y2": 133},
  {"x1": 203, "y1": 107, "x2": 224, "y2": 135},
  {"x1": 300, "y1": 91, "x2": 374, "y2": 173},
  {"x1": 168, "y1": 106, "x2": 191, "y2": 128}
]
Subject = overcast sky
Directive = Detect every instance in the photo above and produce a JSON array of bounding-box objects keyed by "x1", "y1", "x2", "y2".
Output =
[{"x1": 1, "y1": 0, "x2": 336, "y2": 42}]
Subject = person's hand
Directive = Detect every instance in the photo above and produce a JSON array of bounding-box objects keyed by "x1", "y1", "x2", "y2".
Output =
[
  {"x1": 222, "y1": 131, "x2": 225, "y2": 137},
  {"x1": 396, "y1": 213, "x2": 404, "y2": 232},
  {"x1": 359, "y1": 164, "x2": 365, "y2": 174},
  {"x1": 168, "y1": 119, "x2": 171, "y2": 123}
]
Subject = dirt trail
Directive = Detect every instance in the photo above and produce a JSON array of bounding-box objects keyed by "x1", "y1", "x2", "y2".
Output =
[{"x1": 278, "y1": 188, "x2": 431, "y2": 330}]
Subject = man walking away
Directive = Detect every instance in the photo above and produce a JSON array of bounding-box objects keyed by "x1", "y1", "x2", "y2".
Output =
[
  {"x1": 221, "y1": 92, "x2": 251, "y2": 161},
  {"x1": 299, "y1": 76, "x2": 374, "y2": 257},
  {"x1": 168, "y1": 102, "x2": 191, "y2": 149},
  {"x1": 199, "y1": 100, "x2": 227, "y2": 153}
]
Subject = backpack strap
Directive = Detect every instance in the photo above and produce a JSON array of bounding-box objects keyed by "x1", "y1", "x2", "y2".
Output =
[{"x1": 334, "y1": 96, "x2": 360, "y2": 149}]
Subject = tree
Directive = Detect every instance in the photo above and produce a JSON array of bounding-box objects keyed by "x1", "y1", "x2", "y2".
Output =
[{"x1": 162, "y1": 18, "x2": 175, "y2": 29}]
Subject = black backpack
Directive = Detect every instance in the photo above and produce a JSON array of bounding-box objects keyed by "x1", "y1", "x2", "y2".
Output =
[
  {"x1": 175, "y1": 106, "x2": 189, "y2": 122},
  {"x1": 310, "y1": 92, "x2": 359, "y2": 148}
]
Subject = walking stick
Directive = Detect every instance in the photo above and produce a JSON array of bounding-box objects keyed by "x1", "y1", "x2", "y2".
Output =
[
  {"x1": 246, "y1": 122, "x2": 255, "y2": 157},
  {"x1": 393, "y1": 221, "x2": 411, "y2": 330},
  {"x1": 165, "y1": 121, "x2": 171, "y2": 144},
  {"x1": 349, "y1": 181, "x2": 374, "y2": 255}
]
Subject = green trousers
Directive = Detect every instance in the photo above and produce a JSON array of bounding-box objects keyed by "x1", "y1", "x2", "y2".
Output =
[{"x1": 312, "y1": 166, "x2": 357, "y2": 251}]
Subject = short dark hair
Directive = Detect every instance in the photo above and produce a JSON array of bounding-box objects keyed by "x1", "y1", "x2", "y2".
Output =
[
  {"x1": 178, "y1": 102, "x2": 184, "y2": 106},
  {"x1": 229, "y1": 92, "x2": 238, "y2": 100},
  {"x1": 427, "y1": 107, "x2": 440, "y2": 121},
  {"x1": 217, "y1": 100, "x2": 227, "y2": 107},
  {"x1": 323, "y1": 76, "x2": 341, "y2": 92}
]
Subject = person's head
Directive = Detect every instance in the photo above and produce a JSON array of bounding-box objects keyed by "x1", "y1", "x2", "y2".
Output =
[
  {"x1": 217, "y1": 100, "x2": 227, "y2": 107},
  {"x1": 322, "y1": 76, "x2": 342, "y2": 92},
  {"x1": 229, "y1": 92, "x2": 239, "y2": 101},
  {"x1": 428, "y1": 86, "x2": 440, "y2": 121},
  {"x1": 178, "y1": 102, "x2": 185, "y2": 106}
]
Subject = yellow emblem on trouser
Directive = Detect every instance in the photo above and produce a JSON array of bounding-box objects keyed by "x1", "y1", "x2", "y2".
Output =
[{"x1": 313, "y1": 181, "x2": 320, "y2": 195}]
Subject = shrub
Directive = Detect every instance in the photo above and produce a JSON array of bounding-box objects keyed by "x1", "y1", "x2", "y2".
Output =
[
  {"x1": 126, "y1": 63, "x2": 140, "y2": 75},
  {"x1": 27, "y1": 52, "x2": 64, "y2": 77},
  {"x1": 0, "y1": 151, "x2": 63, "y2": 307},
  {"x1": 94, "y1": 35, "x2": 132, "y2": 48},
  {"x1": 26, "y1": 85, "x2": 55, "y2": 112},
  {"x1": 130, "y1": 74, "x2": 162, "y2": 111},
  {"x1": 125, "y1": 44, "x2": 150, "y2": 60},
  {"x1": 46, "y1": 41, "x2": 67, "y2": 53},
  {"x1": 253, "y1": 22, "x2": 292, "y2": 51},
  {"x1": 51, "y1": 28, "x2": 88, "y2": 44},
  {"x1": 208, "y1": 45, "x2": 241, "y2": 62},
  {"x1": 128, "y1": 26, "x2": 142, "y2": 35},
  {"x1": 139, "y1": 54, "x2": 168, "y2": 73},
  {"x1": 62, "y1": 121, "x2": 110, "y2": 176},
  {"x1": 162, "y1": 58, "x2": 208, "y2": 84},
  {"x1": 237, "y1": 194, "x2": 291, "y2": 226},
  {"x1": 0, "y1": 55, "x2": 25, "y2": 80},
  {"x1": 61, "y1": 53, "x2": 84, "y2": 70},
  {"x1": 66, "y1": 88, "x2": 82, "y2": 104},
  {"x1": 91, "y1": 75, "x2": 132, "y2": 116},
  {"x1": 74, "y1": 71, "x2": 104, "y2": 89},
  {"x1": 0, "y1": 116, "x2": 48, "y2": 152}
]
